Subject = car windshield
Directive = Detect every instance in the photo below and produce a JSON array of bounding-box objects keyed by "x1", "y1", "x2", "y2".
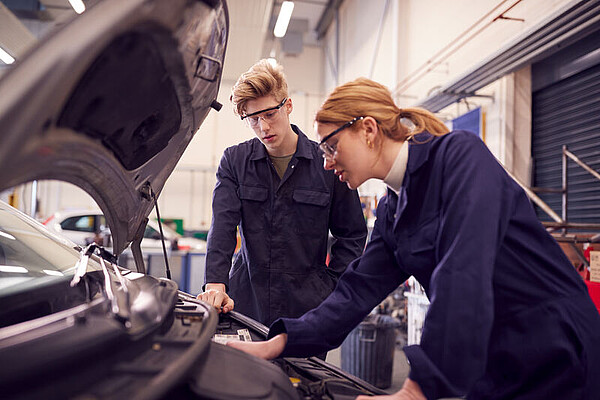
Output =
[{"x1": 0, "y1": 201, "x2": 100, "y2": 295}]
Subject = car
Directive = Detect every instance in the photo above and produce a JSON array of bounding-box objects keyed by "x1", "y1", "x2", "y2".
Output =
[
  {"x1": 0, "y1": 0, "x2": 389, "y2": 399},
  {"x1": 44, "y1": 209, "x2": 207, "y2": 252}
]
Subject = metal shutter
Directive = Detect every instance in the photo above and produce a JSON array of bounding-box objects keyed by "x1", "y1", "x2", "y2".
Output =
[{"x1": 532, "y1": 63, "x2": 600, "y2": 224}]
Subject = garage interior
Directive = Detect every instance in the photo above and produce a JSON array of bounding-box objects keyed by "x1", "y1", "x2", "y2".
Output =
[{"x1": 1, "y1": 0, "x2": 599, "y2": 396}]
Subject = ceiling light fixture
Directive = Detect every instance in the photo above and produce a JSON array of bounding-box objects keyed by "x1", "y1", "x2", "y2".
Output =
[
  {"x1": 43, "y1": 269, "x2": 64, "y2": 276},
  {"x1": 0, "y1": 47, "x2": 15, "y2": 65},
  {"x1": 0, "y1": 265, "x2": 28, "y2": 274},
  {"x1": 274, "y1": 1, "x2": 294, "y2": 38},
  {"x1": 68, "y1": 0, "x2": 86, "y2": 14}
]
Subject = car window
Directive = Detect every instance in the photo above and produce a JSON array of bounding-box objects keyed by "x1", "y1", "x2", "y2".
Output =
[{"x1": 60, "y1": 215, "x2": 95, "y2": 232}]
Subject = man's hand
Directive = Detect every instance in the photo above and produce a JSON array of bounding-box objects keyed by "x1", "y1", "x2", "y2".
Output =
[
  {"x1": 227, "y1": 333, "x2": 288, "y2": 360},
  {"x1": 197, "y1": 283, "x2": 234, "y2": 313},
  {"x1": 356, "y1": 378, "x2": 426, "y2": 400}
]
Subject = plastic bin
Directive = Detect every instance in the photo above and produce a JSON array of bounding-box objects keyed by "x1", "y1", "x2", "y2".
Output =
[{"x1": 340, "y1": 314, "x2": 401, "y2": 389}]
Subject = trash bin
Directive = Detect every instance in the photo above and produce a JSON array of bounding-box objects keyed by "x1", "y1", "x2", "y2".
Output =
[{"x1": 340, "y1": 314, "x2": 401, "y2": 389}]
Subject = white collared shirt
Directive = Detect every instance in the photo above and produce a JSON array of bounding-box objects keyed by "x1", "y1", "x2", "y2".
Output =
[{"x1": 383, "y1": 141, "x2": 409, "y2": 195}]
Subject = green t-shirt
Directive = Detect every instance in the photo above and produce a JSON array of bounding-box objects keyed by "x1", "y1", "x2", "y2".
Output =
[{"x1": 269, "y1": 154, "x2": 294, "y2": 179}]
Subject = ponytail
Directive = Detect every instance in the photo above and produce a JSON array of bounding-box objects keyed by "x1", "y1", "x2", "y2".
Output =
[{"x1": 398, "y1": 107, "x2": 449, "y2": 141}]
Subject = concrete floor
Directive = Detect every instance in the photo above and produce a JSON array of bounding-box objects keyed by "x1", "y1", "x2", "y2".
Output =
[
  {"x1": 326, "y1": 334, "x2": 461, "y2": 399},
  {"x1": 326, "y1": 342, "x2": 410, "y2": 394}
]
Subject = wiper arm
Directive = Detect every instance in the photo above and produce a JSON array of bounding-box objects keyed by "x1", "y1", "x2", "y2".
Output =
[
  {"x1": 70, "y1": 243, "x2": 131, "y2": 323},
  {"x1": 70, "y1": 243, "x2": 96, "y2": 287}
]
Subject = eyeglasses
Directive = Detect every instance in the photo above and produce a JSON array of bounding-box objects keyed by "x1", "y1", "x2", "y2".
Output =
[
  {"x1": 241, "y1": 97, "x2": 287, "y2": 128},
  {"x1": 318, "y1": 117, "x2": 364, "y2": 159}
]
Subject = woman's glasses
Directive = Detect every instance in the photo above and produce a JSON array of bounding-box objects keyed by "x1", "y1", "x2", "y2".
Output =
[
  {"x1": 318, "y1": 116, "x2": 364, "y2": 159},
  {"x1": 241, "y1": 98, "x2": 288, "y2": 128}
]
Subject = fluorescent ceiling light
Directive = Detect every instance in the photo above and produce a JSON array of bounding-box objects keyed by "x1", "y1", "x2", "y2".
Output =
[
  {"x1": 274, "y1": 1, "x2": 294, "y2": 38},
  {"x1": 68, "y1": 0, "x2": 86, "y2": 14},
  {"x1": 43, "y1": 269, "x2": 64, "y2": 276},
  {"x1": 0, "y1": 266, "x2": 28, "y2": 274},
  {"x1": 0, "y1": 47, "x2": 15, "y2": 64}
]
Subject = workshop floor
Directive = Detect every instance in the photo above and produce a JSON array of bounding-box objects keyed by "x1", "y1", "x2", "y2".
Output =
[
  {"x1": 326, "y1": 340, "x2": 409, "y2": 394},
  {"x1": 326, "y1": 333, "x2": 461, "y2": 398}
]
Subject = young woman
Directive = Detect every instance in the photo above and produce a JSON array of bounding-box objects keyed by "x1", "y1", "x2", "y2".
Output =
[{"x1": 229, "y1": 77, "x2": 600, "y2": 399}]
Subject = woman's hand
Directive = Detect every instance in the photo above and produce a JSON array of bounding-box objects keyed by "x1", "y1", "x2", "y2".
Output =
[
  {"x1": 196, "y1": 283, "x2": 234, "y2": 313},
  {"x1": 227, "y1": 333, "x2": 288, "y2": 360},
  {"x1": 356, "y1": 378, "x2": 426, "y2": 400}
]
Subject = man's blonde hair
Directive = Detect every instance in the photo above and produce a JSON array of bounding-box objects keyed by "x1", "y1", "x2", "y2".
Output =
[{"x1": 231, "y1": 59, "x2": 289, "y2": 117}]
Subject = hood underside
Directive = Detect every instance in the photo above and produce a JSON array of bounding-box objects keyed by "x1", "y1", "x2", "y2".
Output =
[{"x1": 0, "y1": 0, "x2": 228, "y2": 256}]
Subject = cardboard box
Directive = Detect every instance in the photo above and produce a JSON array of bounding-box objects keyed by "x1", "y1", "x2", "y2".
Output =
[{"x1": 590, "y1": 251, "x2": 600, "y2": 283}]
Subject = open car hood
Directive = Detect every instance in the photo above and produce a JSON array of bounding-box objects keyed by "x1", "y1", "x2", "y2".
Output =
[{"x1": 0, "y1": 0, "x2": 228, "y2": 257}]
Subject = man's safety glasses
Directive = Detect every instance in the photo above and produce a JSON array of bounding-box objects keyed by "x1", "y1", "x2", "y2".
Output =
[
  {"x1": 318, "y1": 116, "x2": 364, "y2": 159},
  {"x1": 241, "y1": 98, "x2": 287, "y2": 128}
]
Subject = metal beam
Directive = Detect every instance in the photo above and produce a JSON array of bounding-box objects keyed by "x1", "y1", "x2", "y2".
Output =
[{"x1": 315, "y1": 0, "x2": 344, "y2": 39}]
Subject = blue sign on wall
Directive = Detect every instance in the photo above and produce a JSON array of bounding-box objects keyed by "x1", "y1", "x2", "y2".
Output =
[{"x1": 452, "y1": 107, "x2": 482, "y2": 138}]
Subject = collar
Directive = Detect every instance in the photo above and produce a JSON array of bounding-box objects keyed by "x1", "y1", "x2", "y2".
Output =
[
  {"x1": 383, "y1": 140, "x2": 408, "y2": 194},
  {"x1": 249, "y1": 124, "x2": 313, "y2": 161},
  {"x1": 406, "y1": 131, "x2": 436, "y2": 174}
]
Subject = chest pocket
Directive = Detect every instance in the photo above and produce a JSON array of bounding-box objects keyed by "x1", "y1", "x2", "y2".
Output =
[
  {"x1": 396, "y1": 214, "x2": 439, "y2": 275},
  {"x1": 238, "y1": 185, "x2": 268, "y2": 233},
  {"x1": 292, "y1": 189, "x2": 330, "y2": 234}
]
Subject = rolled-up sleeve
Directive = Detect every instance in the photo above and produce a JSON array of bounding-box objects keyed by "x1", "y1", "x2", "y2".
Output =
[
  {"x1": 327, "y1": 177, "x2": 367, "y2": 278},
  {"x1": 204, "y1": 148, "x2": 241, "y2": 289},
  {"x1": 405, "y1": 132, "x2": 514, "y2": 399}
]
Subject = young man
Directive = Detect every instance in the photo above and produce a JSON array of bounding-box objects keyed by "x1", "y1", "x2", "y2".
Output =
[{"x1": 198, "y1": 60, "x2": 367, "y2": 326}]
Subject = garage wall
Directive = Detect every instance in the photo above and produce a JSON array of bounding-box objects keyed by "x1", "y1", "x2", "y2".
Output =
[{"x1": 321, "y1": 0, "x2": 573, "y2": 189}]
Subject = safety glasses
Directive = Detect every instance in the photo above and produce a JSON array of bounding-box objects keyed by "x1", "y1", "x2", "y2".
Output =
[
  {"x1": 318, "y1": 116, "x2": 364, "y2": 159},
  {"x1": 241, "y1": 97, "x2": 288, "y2": 128}
]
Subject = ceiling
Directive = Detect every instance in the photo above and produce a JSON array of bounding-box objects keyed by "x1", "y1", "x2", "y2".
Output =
[{"x1": 0, "y1": 0, "x2": 332, "y2": 81}]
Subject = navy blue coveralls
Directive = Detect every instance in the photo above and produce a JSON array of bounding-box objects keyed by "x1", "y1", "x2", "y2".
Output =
[
  {"x1": 205, "y1": 125, "x2": 367, "y2": 326},
  {"x1": 270, "y1": 130, "x2": 600, "y2": 399}
]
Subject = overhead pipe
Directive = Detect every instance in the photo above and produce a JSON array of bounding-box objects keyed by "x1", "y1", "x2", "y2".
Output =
[
  {"x1": 418, "y1": 0, "x2": 600, "y2": 112},
  {"x1": 315, "y1": 0, "x2": 345, "y2": 40}
]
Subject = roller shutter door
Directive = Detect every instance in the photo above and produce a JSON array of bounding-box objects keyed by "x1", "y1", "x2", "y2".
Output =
[{"x1": 532, "y1": 63, "x2": 600, "y2": 224}]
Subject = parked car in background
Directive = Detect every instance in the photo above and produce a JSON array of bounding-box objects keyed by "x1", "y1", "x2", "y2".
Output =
[
  {"x1": 0, "y1": 0, "x2": 389, "y2": 399},
  {"x1": 44, "y1": 209, "x2": 207, "y2": 252}
]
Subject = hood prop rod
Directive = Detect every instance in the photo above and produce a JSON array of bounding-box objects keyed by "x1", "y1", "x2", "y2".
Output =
[{"x1": 149, "y1": 185, "x2": 172, "y2": 280}]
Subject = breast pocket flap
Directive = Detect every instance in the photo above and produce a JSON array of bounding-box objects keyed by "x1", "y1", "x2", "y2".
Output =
[
  {"x1": 239, "y1": 185, "x2": 268, "y2": 201},
  {"x1": 293, "y1": 189, "x2": 329, "y2": 207}
]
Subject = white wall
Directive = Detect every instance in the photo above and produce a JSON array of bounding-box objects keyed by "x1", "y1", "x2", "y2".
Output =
[{"x1": 320, "y1": 0, "x2": 571, "y2": 192}]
